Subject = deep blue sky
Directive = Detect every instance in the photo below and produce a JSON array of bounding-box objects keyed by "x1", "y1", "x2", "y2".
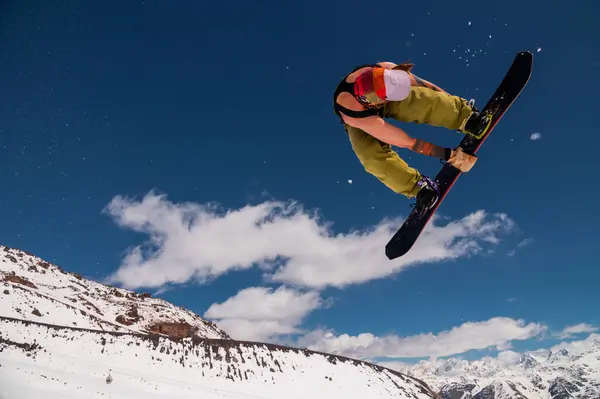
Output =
[{"x1": 1, "y1": 0, "x2": 599, "y2": 360}]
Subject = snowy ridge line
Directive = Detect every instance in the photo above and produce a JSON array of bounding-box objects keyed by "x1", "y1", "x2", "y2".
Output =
[
  {"x1": 5, "y1": 281, "x2": 140, "y2": 333},
  {"x1": 0, "y1": 315, "x2": 440, "y2": 398},
  {"x1": 0, "y1": 314, "x2": 417, "y2": 372},
  {"x1": 0, "y1": 314, "x2": 163, "y2": 338}
]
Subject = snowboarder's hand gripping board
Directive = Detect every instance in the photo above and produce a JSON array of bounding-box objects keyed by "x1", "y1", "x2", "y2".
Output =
[{"x1": 447, "y1": 147, "x2": 477, "y2": 172}]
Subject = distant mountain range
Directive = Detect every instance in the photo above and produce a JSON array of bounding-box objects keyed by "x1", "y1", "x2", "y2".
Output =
[{"x1": 395, "y1": 333, "x2": 600, "y2": 398}]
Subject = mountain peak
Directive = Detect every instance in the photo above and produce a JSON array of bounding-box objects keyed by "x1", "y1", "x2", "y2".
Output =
[
  {"x1": 516, "y1": 353, "x2": 538, "y2": 369},
  {"x1": 404, "y1": 343, "x2": 600, "y2": 399}
]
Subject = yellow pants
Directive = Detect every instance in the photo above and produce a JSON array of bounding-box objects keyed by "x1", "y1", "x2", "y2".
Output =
[{"x1": 344, "y1": 86, "x2": 473, "y2": 198}]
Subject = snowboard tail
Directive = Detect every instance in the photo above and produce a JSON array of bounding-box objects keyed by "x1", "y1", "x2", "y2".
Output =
[{"x1": 385, "y1": 51, "x2": 534, "y2": 260}]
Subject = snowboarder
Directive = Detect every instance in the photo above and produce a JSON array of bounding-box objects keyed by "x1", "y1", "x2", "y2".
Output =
[{"x1": 333, "y1": 61, "x2": 492, "y2": 216}]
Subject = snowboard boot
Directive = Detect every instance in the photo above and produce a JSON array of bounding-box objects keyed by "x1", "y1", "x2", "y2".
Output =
[
  {"x1": 463, "y1": 108, "x2": 493, "y2": 140},
  {"x1": 412, "y1": 176, "x2": 440, "y2": 218}
]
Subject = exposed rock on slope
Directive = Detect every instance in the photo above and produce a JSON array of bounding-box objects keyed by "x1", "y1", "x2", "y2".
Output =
[{"x1": 0, "y1": 244, "x2": 229, "y2": 339}]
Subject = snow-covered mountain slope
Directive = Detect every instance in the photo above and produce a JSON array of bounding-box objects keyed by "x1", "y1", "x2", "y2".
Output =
[
  {"x1": 0, "y1": 317, "x2": 439, "y2": 399},
  {"x1": 0, "y1": 244, "x2": 440, "y2": 398},
  {"x1": 0, "y1": 245, "x2": 228, "y2": 339},
  {"x1": 396, "y1": 338, "x2": 600, "y2": 399}
]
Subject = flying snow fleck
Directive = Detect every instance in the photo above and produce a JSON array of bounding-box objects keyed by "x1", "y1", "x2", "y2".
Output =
[
  {"x1": 530, "y1": 132, "x2": 542, "y2": 140},
  {"x1": 537, "y1": 47, "x2": 542, "y2": 52},
  {"x1": 348, "y1": 179, "x2": 353, "y2": 184}
]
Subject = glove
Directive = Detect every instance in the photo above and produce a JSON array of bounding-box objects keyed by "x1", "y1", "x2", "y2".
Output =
[{"x1": 447, "y1": 147, "x2": 477, "y2": 172}]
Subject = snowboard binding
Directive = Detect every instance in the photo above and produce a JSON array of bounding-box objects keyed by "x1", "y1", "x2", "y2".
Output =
[
  {"x1": 411, "y1": 176, "x2": 440, "y2": 219},
  {"x1": 464, "y1": 110, "x2": 493, "y2": 140}
]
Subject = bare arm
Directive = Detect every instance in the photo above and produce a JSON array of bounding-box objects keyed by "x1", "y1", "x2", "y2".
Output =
[
  {"x1": 345, "y1": 115, "x2": 415, "y2": 148},
  {"x1": 343, "y1": 114, "x2": 451, "y2": 159},
  {"x1": 376, "y1": 61, "x2": 398, "y2": 69},
  {"x1": 411, "y1": 74, "x2": 447, "y2": 93}
]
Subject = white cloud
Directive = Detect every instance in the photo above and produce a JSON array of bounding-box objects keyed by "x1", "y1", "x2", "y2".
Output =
[
  {"x1": 554, "y1": 323, "x2": 598, "y2": 339},
  {"x1": 104, "y1": 191, "x2": 516, "y2": 290},
  {"x1": 299, "y1": 317, "x2": 547, "y2": 359},
  {"x1": 518, "y1": 238, "x2": 532, "y2": 247},
  {"x1": 530, "y1": 132, "x2": 542, "y2": 140},
  {"x1": 495, "y1": 349, "x2": 521, "y2": 367},
  {"x1": 507, "y1": 237, "x2": 532, "y2": 256},
  {"x1": 203, "y1": 286, "x2": 324, "y2": 341},
  {"x1": 103, "y1": 191, "x2": 532, "y2": 358},
  {"x1": 551, "y1": 332, "x2": 600, "y2": 354},
  {"x1": 375, "y1": 360, "x2": 412, "y2": 370}
]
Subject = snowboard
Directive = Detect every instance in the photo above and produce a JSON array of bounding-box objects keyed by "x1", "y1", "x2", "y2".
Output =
[{"x1": 385, "y1": 51, "x2": 533, "y2": 260}]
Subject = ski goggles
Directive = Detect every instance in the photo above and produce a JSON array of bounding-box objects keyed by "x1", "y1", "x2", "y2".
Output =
[{"x1": 354, "y1": 67, "x2": 411, "y2": 107}]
